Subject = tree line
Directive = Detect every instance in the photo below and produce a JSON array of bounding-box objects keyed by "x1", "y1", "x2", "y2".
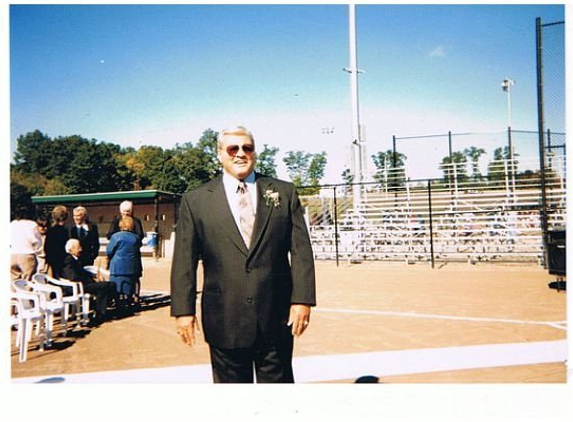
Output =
[
  {"x1": 11, "y1": 128, "x2": 543, "y2": 218},
  {"x1": 10, "y1": 129, "x2": 328, "y2": 217}
]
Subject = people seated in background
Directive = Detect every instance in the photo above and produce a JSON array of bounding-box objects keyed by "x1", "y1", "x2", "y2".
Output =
[
  {"x1": 62, "y1": 238, "x2": 117, "y2": 325},
  {"x1": 68, "y1": 206, "x2": 100, "y2": 267},
  {"x1": 106, "y1": 216, "x2": 143, "y2": 306},
  {"x1": 106, "y1": 200, "x2": 145, "y2": 240},
  {"x1": 45, "y1": 205, "x2": 70, "y2": 278}
]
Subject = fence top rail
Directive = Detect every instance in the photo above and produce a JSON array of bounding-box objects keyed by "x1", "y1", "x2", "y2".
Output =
[{"x1": 393, "y1": 132, "x2": 473, "y2": 140}]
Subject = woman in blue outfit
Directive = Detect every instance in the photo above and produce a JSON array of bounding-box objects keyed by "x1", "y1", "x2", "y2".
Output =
[{"x1": 106, "y1": 216, "x2": 143, "y2": 306}]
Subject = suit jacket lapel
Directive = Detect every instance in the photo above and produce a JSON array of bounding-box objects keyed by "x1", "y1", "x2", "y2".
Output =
[
  {"x1": 248, "y1": 175, "x2": 274, "y2": 255},
  {"x1": 209, "y1": 176, "x2": 249, "y2": 256}
]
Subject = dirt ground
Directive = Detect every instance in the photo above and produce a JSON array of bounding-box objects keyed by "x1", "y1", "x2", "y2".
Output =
[{"x1": 9, "y1": 258, "x2": 568, "y2": 384}]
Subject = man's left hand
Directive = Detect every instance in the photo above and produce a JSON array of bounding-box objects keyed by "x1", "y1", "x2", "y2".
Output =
[{"x1": 287, "y1": 304, "x2": 311, "y2": 337}]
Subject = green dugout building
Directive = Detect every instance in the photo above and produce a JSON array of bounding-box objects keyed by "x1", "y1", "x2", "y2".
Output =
[{"x1": 32, "y1": 190, "x2": 181, "y2": 258}]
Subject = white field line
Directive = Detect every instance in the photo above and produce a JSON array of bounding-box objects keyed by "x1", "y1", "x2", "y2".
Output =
[{"x1": 314, "y1": 307, "x2": 568, "y2": 330}]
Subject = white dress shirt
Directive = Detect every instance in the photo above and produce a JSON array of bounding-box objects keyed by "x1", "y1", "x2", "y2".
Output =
[{"x1": 223, "y1": 171, "x2": 257, "y2": 231}]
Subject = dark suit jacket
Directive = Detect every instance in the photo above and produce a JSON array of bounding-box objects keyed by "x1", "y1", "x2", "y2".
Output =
[
  {"x1": 170, "y1": 174, "x2": 316, "y2": 349},
  {"x1": 106, "y1": 216, "x2": 145, "y2": 240},
  {"x1": 45, "y1": 224, "x2": 69, "y2": 278},
  {"x1": 68, "y1": 222, "x2": 100, "y2": 266},
  {"x1": 62, "y1": 254, "x2": 95, "y2": 286}
]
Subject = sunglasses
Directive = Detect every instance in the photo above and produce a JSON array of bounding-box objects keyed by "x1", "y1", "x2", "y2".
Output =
[{"x1": 226, "y1": 144, "x2": 255, "y2": 156}]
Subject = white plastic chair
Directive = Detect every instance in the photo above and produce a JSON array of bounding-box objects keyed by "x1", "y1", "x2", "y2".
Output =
[
  {"x1": 11, "y1": 291, "x2": 45, "y2": 363},
  {"x1": 32, "y1": 273, "x2": 91, "y2": 325},
  {"x1": 14, "y1": 278, "x2": 67, "y2": 346}
]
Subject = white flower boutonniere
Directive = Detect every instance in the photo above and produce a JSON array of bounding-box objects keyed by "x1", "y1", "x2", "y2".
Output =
[{"x1": 264, "y1": 189, "x2": 281, "y2": 208}]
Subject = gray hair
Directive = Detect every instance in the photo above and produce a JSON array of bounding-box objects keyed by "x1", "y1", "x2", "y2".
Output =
[
  {"x1": 65, "y1": 238, "x2": 80, "y2": 253},
  {"x1": 73, "y1": 206, "x2": 87, "y2": 217},
  {"x1": 120, "y1": 200, "x2": 133, "y2": 213},
  {"x1": 217, "y1": 125, "x2": 255, "y2": 149}
]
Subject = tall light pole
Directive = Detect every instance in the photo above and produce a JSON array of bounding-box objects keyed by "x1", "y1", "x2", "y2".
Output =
[
  {"x1": 501, "y1": 78, "x2": 515, "y2": 127},
  {"x1": 344, "y1": 3, "x2": 364, "y2": 211},
  {"x1": 501, "y1": 78, "x2": 516, "y2": 202}
]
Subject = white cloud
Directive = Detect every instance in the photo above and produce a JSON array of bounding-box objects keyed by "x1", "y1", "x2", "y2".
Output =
[{"x1": 429, "y1": 45, "x2": 446, "y2": 58}]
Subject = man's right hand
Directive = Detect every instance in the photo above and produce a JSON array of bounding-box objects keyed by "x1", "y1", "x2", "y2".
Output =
[{"x1": 176, "y1": 315, "x2": 198, "y2": 346}]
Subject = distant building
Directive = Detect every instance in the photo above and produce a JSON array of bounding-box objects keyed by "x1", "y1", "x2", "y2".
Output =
[{"x1": 32, "y1": 190, "x2": 181, "y2": 258}]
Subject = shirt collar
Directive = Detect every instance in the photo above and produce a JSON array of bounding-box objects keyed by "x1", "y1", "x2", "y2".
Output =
[{"x1": 223, "y1": 170, "x2": 255, "y2": 190}]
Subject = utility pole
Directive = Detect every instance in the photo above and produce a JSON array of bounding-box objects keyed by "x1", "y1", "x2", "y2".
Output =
[
  {"x1": 344, "y1": 4, "x2": 364, "y2": 211},
  {"x1": 502, "y1": 78, "x2": 516, "y2": 203}
]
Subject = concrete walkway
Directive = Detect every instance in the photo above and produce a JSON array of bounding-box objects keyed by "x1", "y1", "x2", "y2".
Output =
[{"x1": 12, "y1": 339, "x2": 568, "y2": 384}]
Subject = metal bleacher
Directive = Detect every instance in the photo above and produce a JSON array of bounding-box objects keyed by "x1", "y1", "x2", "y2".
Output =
[{"x1": 303, "y1": 156, "x2": 566, "y2": 265}]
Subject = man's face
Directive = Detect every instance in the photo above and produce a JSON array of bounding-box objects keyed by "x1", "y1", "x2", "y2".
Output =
[
  {"x1": 73, "y1": 211, "x2": 86, "y2": 225},
  {"x1": 71, "y1": 242, "x2": 82, "y2": 258},
  {"x1": 218, "y1": 134, "x2": 256, "y2": 180},
  {"x1": 121, "y1": 210, "x2": 132, "y2": 217}
]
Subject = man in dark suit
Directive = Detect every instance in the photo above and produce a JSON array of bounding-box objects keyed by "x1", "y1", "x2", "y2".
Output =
[
  {"x1": 170, "y1": 125, "x2": 316, "y2": 383},
  {"x1": 106, "y1": 200, "x2": 145, "y2": 240},
  {"x1": 68, "y1": 206, "x2": 100, "y2": 267},
  {"x1": 62, "y1": 238, "x2": 117, "y2": 325}
]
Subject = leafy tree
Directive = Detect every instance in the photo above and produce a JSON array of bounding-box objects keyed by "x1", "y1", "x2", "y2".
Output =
[
  {"x1": 127, "y1": 146, "x2": 188, "y2": 193},
  {"x1": 12, "y1": 130, "x2": 53, "y2": 174},
  {"x1": 371, "y1": 150, "x2": 407, "y2": 189},
  {"x1": 255, "y1": 144, "x2": 279, "y2": 177},
  {"x1": 51, "y1": 135, "x2": 130, "y2": 193},
  {"x1": 11, "y1": 167, "x2": 70, "y2": 196},
  {"x1": 168, "y1": 129, "x2": 223, "y2": 192},
  {"x1": 171, "y1": 142, "x2": 214, "y2": 192},
  {"x1": 307, "y1": 152, "x2": 327, "y2": 187},
  {"x1": 13, "y1": 131, "x2": 134, "y2": 194},
  {"x1": 198, "y1": 128, "x2": 222, "y2": 179},
  {"x1": 487, "y1": 146, "x2": 518, "y2": 184},
  {"x1": 341, "y1": 167, "x2": 354, "y2": 184},
  {"x1": 463, "y1": 146, "x2": 486, "y2": 182},
  {"x1": 283, "y1": 150, "x2": 327, "y2": 195},
  {"x1": 440, "y1": 151, "x2": 468, "y2": 185},
  {"x1": 339, "y1": 168, "x2": 354, "y2": 195},
  {"x1": 10, "y1": 180, "x2": 33, "y2": 220}
]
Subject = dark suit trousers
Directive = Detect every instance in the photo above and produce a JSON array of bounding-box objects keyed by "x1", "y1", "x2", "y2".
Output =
[
  {"x1": 83, "y1": 281, "x2": 116, "y2": 318},
  {"x1": 209, "y1": 325, "x2": 294, "y2": 383}
]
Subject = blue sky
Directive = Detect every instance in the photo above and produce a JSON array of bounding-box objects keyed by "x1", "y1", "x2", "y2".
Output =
[{"x1": 7, "y1": 3, "x2": 566, "y2": 183}]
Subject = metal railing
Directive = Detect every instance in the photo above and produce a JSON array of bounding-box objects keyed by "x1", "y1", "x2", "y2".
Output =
[{"x1": 300, "y1": 155, "x2": 566, "y2": 267}]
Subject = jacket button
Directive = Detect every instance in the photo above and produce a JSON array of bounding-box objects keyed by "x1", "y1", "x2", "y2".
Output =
[{"x1": 246, "y1": 297, "x2": 253, "y2": 303}]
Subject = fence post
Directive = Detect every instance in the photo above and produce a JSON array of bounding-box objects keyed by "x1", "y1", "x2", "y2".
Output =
[
  {"x1": 333, "y1": 185, "x2": 340, "y2": 267},
  {"x1": 536, "y1": 16, "x2": 549, "y2": 268},
  {"x1": 427, "y1": 180, "x2": 435, "y2": 269}
]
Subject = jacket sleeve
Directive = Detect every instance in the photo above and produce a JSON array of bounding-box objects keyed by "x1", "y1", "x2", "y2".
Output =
[
  {"x1": 288, "y1": 185, "x2": 317, "y2": 306},
  {"x1": 106, "y1": 218, "x2": 119, "y2": 240},
  {"x1": 106, "y1": 235, "x2": 116, "y2": 260},
  {"x1": 170, "y1": 194, "x2": 201, "y2": 316},
  {"x1": 89, "y1": 224, "x2": 100, "y2": 261}
]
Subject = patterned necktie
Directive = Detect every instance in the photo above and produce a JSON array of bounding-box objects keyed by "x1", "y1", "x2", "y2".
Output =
[{"x1": 237, "y1": 181, "x2": 255, "y2": 248}]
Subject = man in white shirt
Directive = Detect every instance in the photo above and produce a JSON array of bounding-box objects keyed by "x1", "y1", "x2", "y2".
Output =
[{"x1": 69, "y1": 206, "x2": 100, "y2": 266}]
